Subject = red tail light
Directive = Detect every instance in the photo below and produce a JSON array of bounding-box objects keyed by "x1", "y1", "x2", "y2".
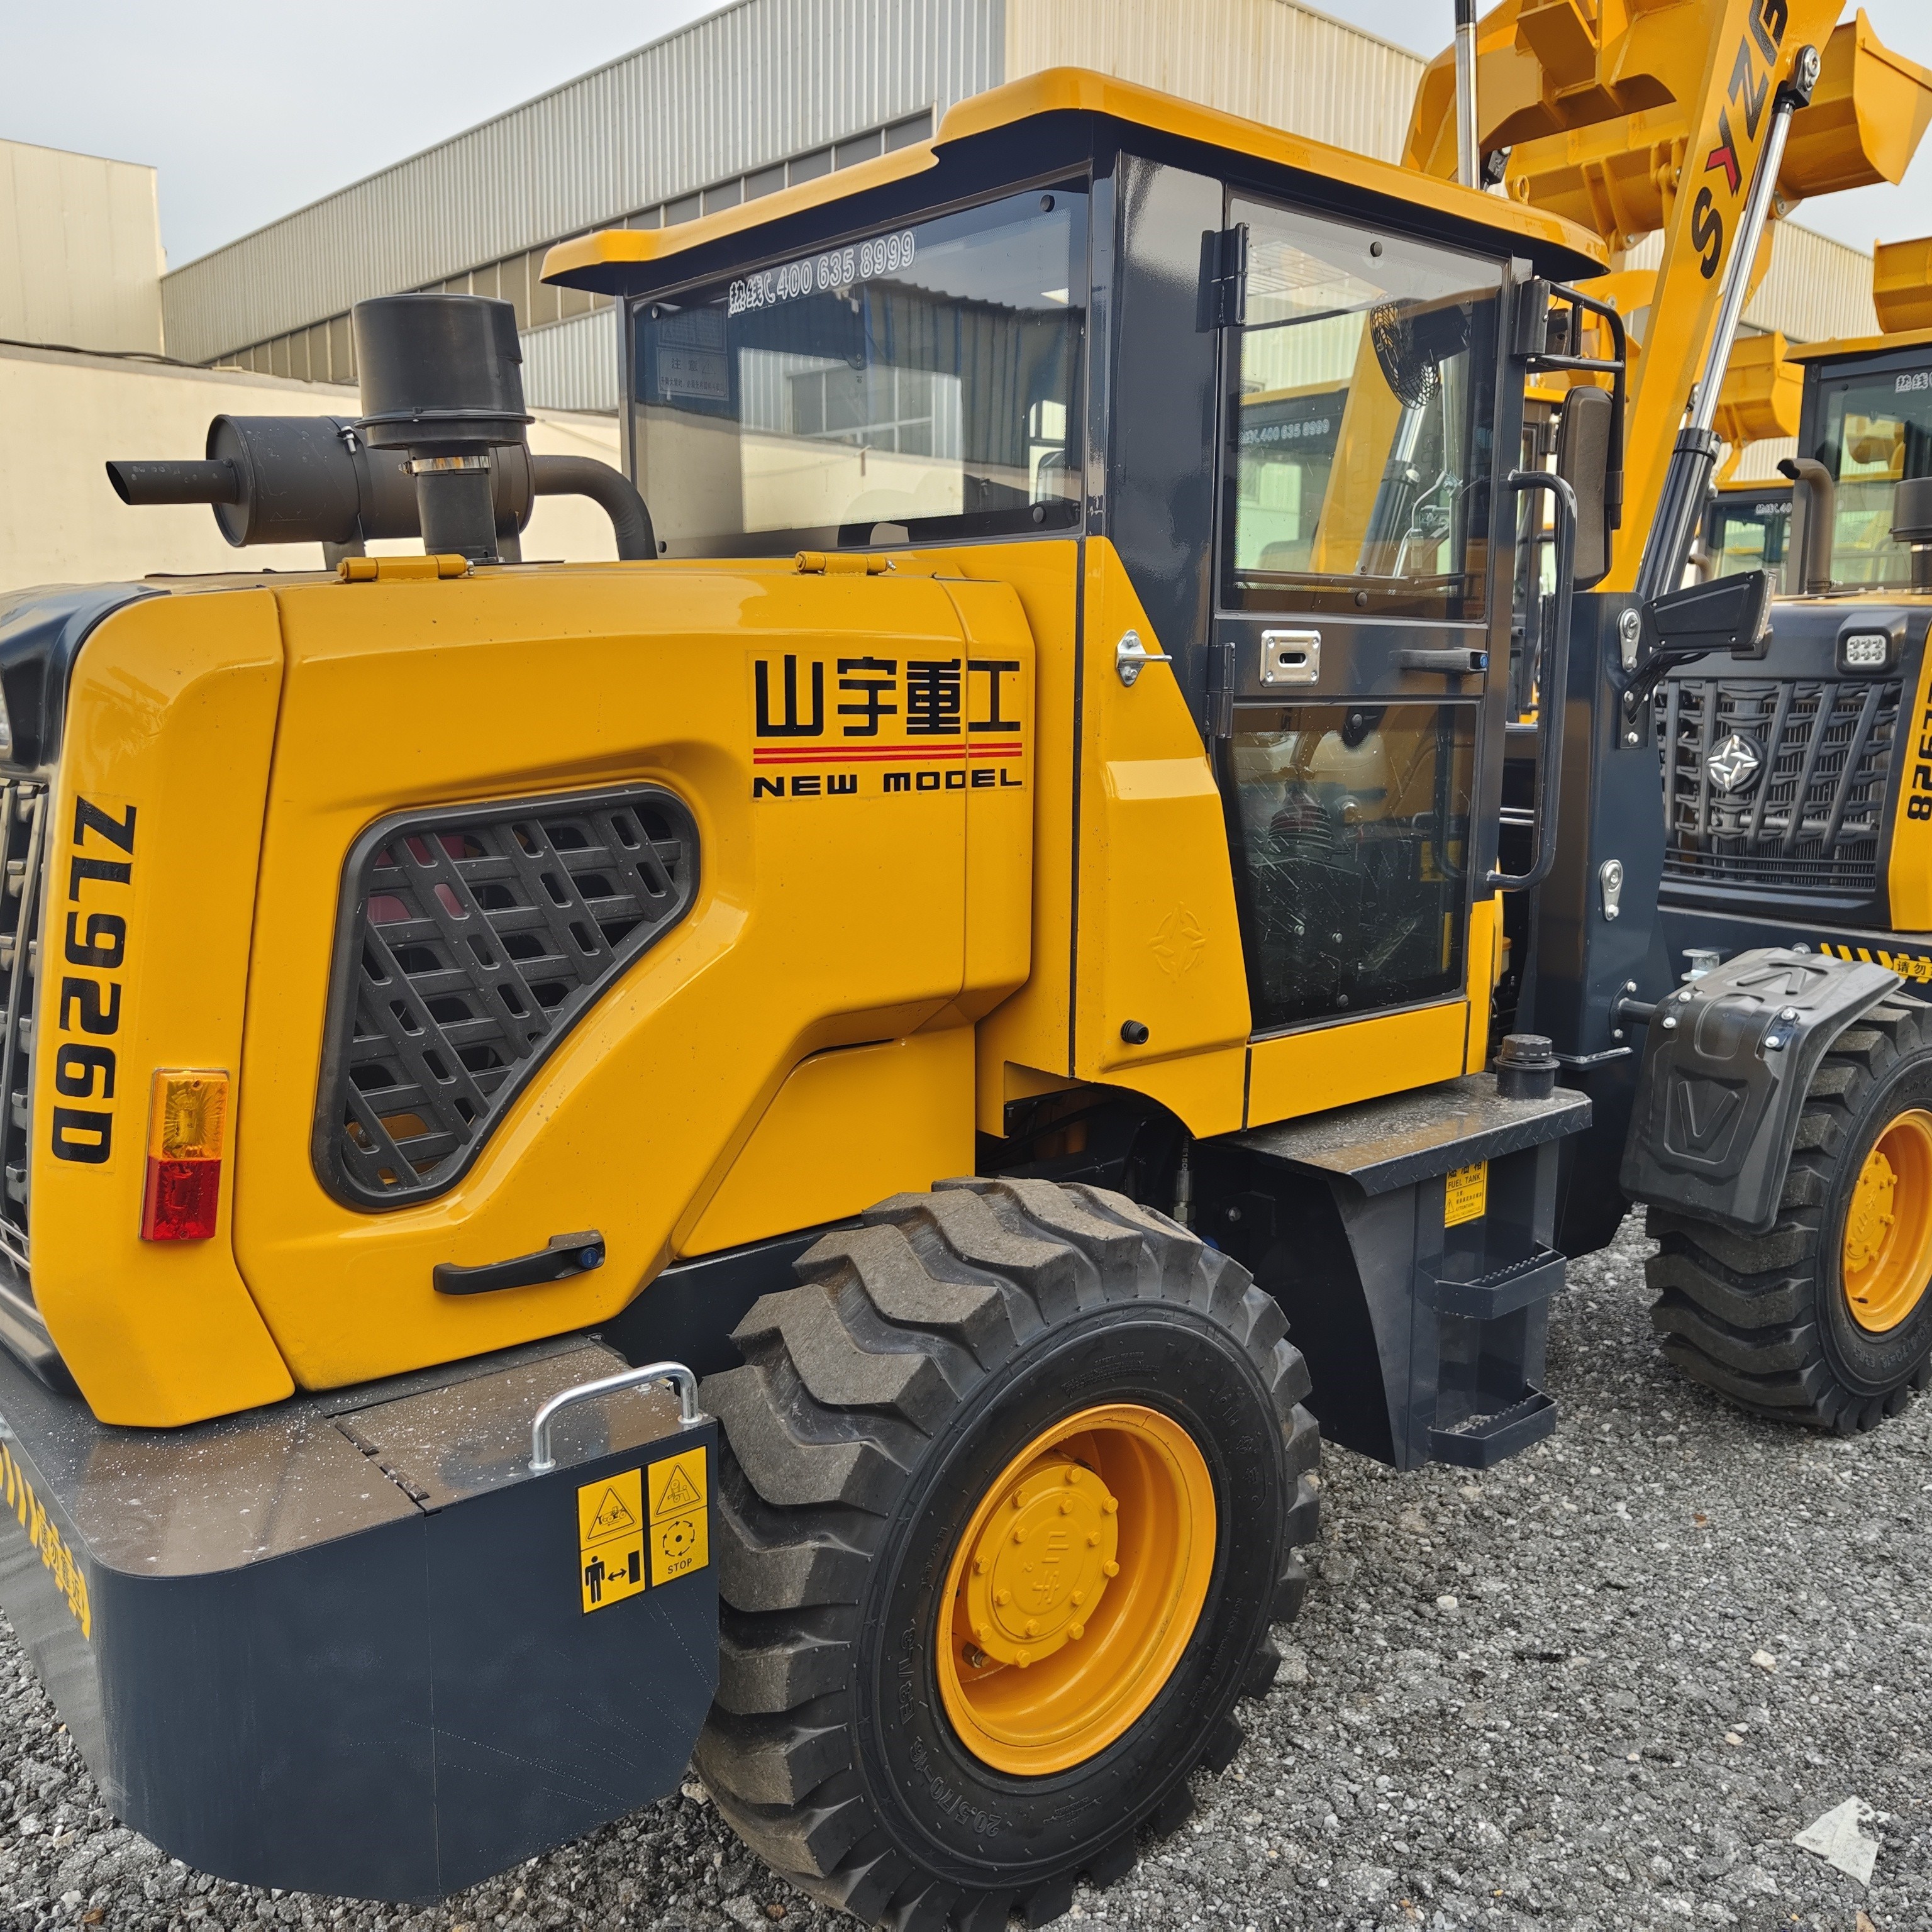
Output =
[{"x1": 140, "y1": 1072, "x2": 228, "y2": 1242}]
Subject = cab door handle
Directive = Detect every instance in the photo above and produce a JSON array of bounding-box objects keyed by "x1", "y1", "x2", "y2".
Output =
[{"x1": 1397, "y1": 647, "x2": 1489, "y2": 675}]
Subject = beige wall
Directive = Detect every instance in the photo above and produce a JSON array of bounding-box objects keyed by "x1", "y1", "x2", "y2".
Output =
[
  {"x1": 0, "y1": 140, "x2": 165, "y2": 356},
  {"x1": 1004, "y1": 0, "x2": 1424, "y2": 164},
  {"x1": 0, "y1": 343, "x2": 623, "y2": 597}
]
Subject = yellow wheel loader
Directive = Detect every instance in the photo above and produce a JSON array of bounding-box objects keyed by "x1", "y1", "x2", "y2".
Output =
[{"x1": 0, "y1": 4, "x2": 1924, "y2": 1924}]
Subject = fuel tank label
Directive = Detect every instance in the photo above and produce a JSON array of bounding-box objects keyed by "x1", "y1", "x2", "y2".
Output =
[
  {"x1": 1445, "y1": 1160, "x2": 1488, "y2": 1228},
  {"x1": 750, "y1": 651, "x2": 1026, "y2": 801}
]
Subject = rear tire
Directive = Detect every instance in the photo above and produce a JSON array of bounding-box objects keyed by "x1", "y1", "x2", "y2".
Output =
[
  {"x1": 694, "y1": 1177, "x2": 1319, "y2": 1929},
  {"x1": 1648, "y1": 998, "x2": 1932, "y2": 1433}
]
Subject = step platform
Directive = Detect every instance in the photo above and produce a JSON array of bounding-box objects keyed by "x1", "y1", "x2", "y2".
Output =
[{"x1": 1199, "y1": 1073, "x2": 1591, "y2": 1471}]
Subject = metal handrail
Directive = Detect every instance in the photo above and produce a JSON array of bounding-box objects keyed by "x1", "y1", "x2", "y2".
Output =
[
  {"x1": 1489, "y1": 469, "x2": 1578, "y2": 893},
  {"x1": 528, "y1": 1358, "x2": 702, "y2": 1474}
]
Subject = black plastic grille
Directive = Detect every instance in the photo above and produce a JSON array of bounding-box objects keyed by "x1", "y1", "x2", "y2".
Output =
[
  {"x1": 316, "y1": 786, "x2": 698, "y2": 1207},
  {"x1": 0, "y1": 781, "x2": 47, "y2": 1270},
  {"x1": 1655, "y1": 676, "x2": 1901, "y2": 894}
]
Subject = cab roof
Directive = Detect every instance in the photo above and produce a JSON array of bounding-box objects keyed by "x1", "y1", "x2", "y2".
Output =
[
  {"x1": 1789, "y1": 325, "x2": 1932, "y2": 364},
  {"x1": 542, "y1": 67, "x2": 1609, "y2": 297}
]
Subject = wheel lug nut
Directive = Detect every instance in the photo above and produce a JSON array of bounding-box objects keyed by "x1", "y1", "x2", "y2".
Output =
[
  {"x1": 1070, "y1": 1589, "x2": 1085, "y2": 1606},
  {"x1": 1016, "y1": 1649, "x2": 1032, "y2": 1668},
  {"x1": 1087, "y1": 1531, "x2": 1101, "y2": 1546},
  {"x1": 1102, "y1": 1497, "x2": 1119, "y2": 1514},
  {"x1": 1060, "y1": 1497, "x2": 1075, "y2": 1514},
  {"x1": 964, "y1": 1645, "x2": 989, "y2": 1668},
  {"x1": 995, "y1": 1589, "x2": 1011, "y2": 1605},
  {"x1": 1103, "y1": 1560, "x2": 1119, "y2": 1577},
  {"x1": 1069, "y1": 1622, "x2": 1085, "y2": 1641},
  {"x1": 1024, "y1": 1619, "x2": 1039, "y2": 1638}
]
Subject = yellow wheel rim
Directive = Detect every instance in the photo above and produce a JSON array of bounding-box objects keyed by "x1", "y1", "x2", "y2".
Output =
[
  {"x1": 1842, "y1": 1107, "x2": 1932, "y2": 1333},
  {"x1": 935, "y1": 1404, "x2": 1216, "y2": 1776}
]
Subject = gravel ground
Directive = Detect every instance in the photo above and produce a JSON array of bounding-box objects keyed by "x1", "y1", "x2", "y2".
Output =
[{"x1": 1, "y1": 1211, "x2": 1927, "y2": 1932}]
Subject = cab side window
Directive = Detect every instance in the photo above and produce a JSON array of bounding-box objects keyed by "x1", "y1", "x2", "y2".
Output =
[{"x1": 1222, "y1": 199, "x2": 1501, "y2": 621}]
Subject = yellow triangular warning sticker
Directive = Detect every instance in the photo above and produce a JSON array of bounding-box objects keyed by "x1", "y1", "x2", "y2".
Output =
[
  {"x1": 655, "y1": 1463, "x2": 701, "y2": 1516},
  {"x1": 586, "y1": 1484, "x2": 639, "y2": 1540}
]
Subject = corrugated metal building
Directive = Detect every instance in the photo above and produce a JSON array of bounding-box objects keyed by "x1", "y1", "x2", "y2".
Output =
[
  {"x1": 158, "y1": 0, "x2": 1432, "y2": 406},
  {"x1": 157, "y1": 0, "x2": 1881, "y2": 414}
]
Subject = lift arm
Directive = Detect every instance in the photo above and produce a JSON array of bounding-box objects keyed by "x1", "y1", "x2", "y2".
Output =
[{"x1": 1405, "y1": 1, "x2": 1932, "y2": 591}]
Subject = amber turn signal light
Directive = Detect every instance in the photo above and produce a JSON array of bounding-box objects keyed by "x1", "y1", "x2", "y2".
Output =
[{"x1": 140, "y1": 1071, "x2": 229, "y2": 1242}]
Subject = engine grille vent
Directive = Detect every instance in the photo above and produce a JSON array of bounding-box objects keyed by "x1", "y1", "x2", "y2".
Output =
[
  {"x1": 0, "y1": 781, "x2": 47, "y2": 1270},
  {"x1": 316, "y1": 786, "x2": 698, "y2": 1208},
  {"x1": 1655, "y1": 676, "x2": 1902, "y2": 894}
]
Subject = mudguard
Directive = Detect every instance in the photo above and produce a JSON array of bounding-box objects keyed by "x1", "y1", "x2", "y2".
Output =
[{"x1": 1620, "y1": 948, "x2": 1906, "y2": 1234}]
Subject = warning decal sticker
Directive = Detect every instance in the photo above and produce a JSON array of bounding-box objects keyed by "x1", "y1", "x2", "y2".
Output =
[
  {"x1": 647, "y1": 1446, "x2": 710, "y2": 1587},
  {"x1": 577, "y1": 1467, "x2": 647, "y2": 1614},
  {"x1": 1444, "y1": 1161, "x2": 1488, "y2": 1228}
]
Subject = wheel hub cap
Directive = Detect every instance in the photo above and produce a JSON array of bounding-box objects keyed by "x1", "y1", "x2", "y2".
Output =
[
  {"x1": 1841, "y1": 1107, "x2": 1932, "y2": 1334},
  {"x1": 1845, "y1": 1150, "x2": 1897, "y2": 1277},
  {"x1": 936, "y1": 1403, "x2": 1216, "y2": 1775},
  {"x1": 962, "y1": 1455, "x2": 1119, "y2": 1669}
]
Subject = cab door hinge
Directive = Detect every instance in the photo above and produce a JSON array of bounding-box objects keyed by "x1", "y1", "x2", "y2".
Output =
[
  {"x1": 1207, "y1": 635, "x2": 1237, "y2": 737},
  {"x1": 1200, "y1": 224, "x2": 1248, "y2": 332}
]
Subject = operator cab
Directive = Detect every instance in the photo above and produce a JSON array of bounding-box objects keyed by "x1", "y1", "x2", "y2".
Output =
[{"x1": 548, "y1": 70, "x2": 1612, "y2": 1068}]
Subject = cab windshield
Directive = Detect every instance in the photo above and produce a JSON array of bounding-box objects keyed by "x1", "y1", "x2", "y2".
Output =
[
  {"x1": 631, "y1": 187, "x2": 1087, "y2": 555},
  {"x1": 1810, "y1": 362, "x2": 1932, "y2": 587}
]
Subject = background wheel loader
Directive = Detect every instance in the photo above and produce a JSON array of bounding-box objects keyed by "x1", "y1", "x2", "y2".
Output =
[{"x1": 0, "y1": 4, "x2": 1926, "y2": 1928}]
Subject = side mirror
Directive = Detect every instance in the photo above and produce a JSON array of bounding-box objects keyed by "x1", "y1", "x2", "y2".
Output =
[
  {"x1": 1621, "y1": 569, "x2": 1774, "y2": 713},
  {"x1": 1652, "y1": 569, "x2": 1773, "y2": 660},
  {"x1": 1557, "y1": 385, "x2": 1613, "y2": 589}
]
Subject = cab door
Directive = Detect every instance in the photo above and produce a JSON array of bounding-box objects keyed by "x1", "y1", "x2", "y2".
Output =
[{"x1": 1209, "y1": 195, "x2": 1514, "y2": 1123}]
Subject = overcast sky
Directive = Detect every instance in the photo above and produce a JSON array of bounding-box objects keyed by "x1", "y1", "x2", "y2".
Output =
[{"x1": 3, "y1": 1, "x2": 1929, "y2": 269}]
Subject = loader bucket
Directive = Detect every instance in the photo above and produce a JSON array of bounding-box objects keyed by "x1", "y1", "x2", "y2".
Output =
[
  {"x1": 1714, "y1": 331, "x2": 1802, "y2": 453},
  {"x1": 1873, "y1": 235, "x2": 1932, "y2": 335},
  {"x1": 1781, "y1": 11, "x2": 1932, "y2": 201}
]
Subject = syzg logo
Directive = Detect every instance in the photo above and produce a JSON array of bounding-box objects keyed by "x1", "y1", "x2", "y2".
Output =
[{"x1": 1690, "y1": 1, "x2": 1787, "y2": 281}]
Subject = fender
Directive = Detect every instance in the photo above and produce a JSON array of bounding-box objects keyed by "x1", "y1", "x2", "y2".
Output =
[{"x1": 1619, "y1": 948, "x2": 1907, "y2": 1233}]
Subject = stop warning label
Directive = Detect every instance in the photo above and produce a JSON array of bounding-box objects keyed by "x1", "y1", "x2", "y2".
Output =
[
  {"x1": 573, "y1": 1446, "x2": 710, "y2": 1611},
  {"x1": 577, "y1": 1468, "x2": 646, "y2": 1614},
  {"x1": 647, "y1": 1446, "x2": 709, "y2": 1585}
]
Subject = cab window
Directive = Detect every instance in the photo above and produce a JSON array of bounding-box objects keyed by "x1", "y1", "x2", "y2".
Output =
[
  {"x1": 1811, "y1": 366, "x2": 1932, "y2": 588},
  {"x1": 1228, "y1": 704, "x2": 1476, "y2": 1033},
  {"x1": 631, "y1": 187, "x2": 1087, "y2": 556},
  {"x1": 1704, "y1": 492, "x2": 1790, "y2": 580},
  {"x1": 1221, "y1": 199, "x2": 1501, "y2": 620}
]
